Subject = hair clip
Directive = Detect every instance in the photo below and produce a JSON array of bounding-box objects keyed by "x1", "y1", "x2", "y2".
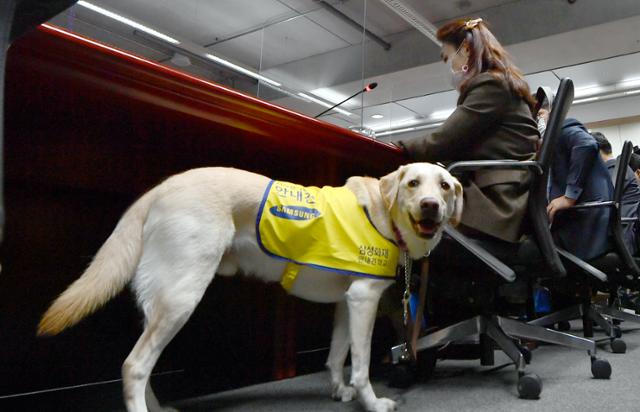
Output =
[{"x1": 465, "y1": 18, "x2": 483, "y2": 30}]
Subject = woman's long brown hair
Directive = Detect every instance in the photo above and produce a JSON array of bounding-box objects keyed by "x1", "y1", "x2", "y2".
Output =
[{"x1": 437, "y1": 18, "x2": 536, "y2": 112}]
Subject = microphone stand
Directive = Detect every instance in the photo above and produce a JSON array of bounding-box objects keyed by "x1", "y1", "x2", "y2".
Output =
[{"x1": 314, "y1": 84, "x2": 376, "y2": 118}]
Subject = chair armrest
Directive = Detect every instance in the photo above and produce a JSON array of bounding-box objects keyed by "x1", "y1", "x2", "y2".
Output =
[
  {"x1": 555, "y1": 248, "x2": 608, "y2": 282},
  {"x1": 447, "y1": 160, "x2": 543, "y2": 175},
  {"x1": 567, "y1": 200, "x2": 615, "y2": 211},
  {"x1": 443, "y1": 226, "x2": 516, "y2": 282}
]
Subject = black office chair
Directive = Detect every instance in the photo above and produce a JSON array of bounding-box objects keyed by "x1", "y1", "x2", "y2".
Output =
[
  {"x1": 391, "y1": 78, "x2": 611, "y2": 399},
  {"x1": 529, "y1": 140, "x2": 640, "y2": 351},
  {"x1": 589, "y1": 140, "x2": 640, "y2": 318}
]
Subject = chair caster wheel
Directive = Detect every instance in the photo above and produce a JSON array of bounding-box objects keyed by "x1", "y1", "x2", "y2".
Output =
[
  {"x1": 517, "y1": 373, "x2": 542, "y2": 399},
  {"x1": 612, "y1": 325, "x2": 622, "y2": 338},
  {"x1": 389, "y1": 362, "x2": 415, "y2": 388},
  {"x1": 415, "y1": 348, "x2": 437, "y2": 381},
  {"x1": 519, "y1": 346, "x2": 532, "y2": 364},
  {"x1": 610, "y1": 339, "x2": 627, "y2": 354},
  {"x1": 556, "y1": 321, "x2": 571, "y2": 331},
  {"x1": 591, "y1": 358, "x2": 612, "y2": 379}
]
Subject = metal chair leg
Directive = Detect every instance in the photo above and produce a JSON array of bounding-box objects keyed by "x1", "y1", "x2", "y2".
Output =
[
  {"x1": 595, "y1": 304, "x2": 640, "y2": 325},
  {"x1": 500, "y1": 316, "x2": 596, "y2": 354},
  {"x1": 391, "y1": 316, "x2": 483, "y2": 363},
  {"x1": 527, "y1": 304, "x2": 583, "y2": 327}
]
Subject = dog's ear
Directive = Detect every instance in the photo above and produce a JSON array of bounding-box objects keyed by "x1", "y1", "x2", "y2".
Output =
[
  {"x1": 379, "y1": 166, "x2": 405, "y2": 212},
  {"x1": 449, "y1": 178, "x2": 464, "y2": 227}
]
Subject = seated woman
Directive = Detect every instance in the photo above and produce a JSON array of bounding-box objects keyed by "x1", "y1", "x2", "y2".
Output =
[
  {"x1": 396, "y1": 18, "x2": 538, "y2": 244},
  {"x1": 382, "y1": 18, "x2": 539, "y2": 333}
]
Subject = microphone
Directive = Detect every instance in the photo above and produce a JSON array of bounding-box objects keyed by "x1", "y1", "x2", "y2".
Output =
[{"x1": 314, "y1": 82, "x2": 378, "y2": 118}]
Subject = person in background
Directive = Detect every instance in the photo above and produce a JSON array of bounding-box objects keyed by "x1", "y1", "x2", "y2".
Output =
[
  {"x1": 631, "y1": 152, "x2": 640, "y2": 184},
  {"x1": 592, "y1": 131, "x2": 640, "y2": 254},
  {"x1": 535, "y1": 87, "x2": 613, "y2": 260},
  {"x1": 395, "y1": 17, "x2": 538, "y2": 244}
]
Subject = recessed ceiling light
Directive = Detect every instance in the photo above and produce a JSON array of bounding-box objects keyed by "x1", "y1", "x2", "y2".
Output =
[{"x1": 371, "y1": 114, "x2": 384, "y2": 119}]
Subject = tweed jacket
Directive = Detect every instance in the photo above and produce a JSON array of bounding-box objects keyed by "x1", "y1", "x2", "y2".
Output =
[{"x1": 397, "y1": 72, "x2": 539, "y2": 242}]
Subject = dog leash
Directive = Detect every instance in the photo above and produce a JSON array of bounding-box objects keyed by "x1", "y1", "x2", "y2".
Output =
[
  {"x1": 393, "y1": 224, "x2": 430, "y2": 360},
  {"x1": 401, "y1": 251, "x2": 431, "y2": 360},
  {"x1": 402, "y1": 251, "x2": 413, "y2": 326}
]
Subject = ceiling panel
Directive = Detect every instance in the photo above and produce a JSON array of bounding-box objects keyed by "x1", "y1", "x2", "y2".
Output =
[
  {"x1": 335, "y1": 0, "x2": 411, "y2": 36},
  {"x1": 525, "y1": 71, "x2": 561, "y2": 94},
  {"x1": 209, "y1": 16, "x2": 350, "y2": 70},
  {"x1": 553, "y1": 52, "x2": 640, "y2": 90},
  {"x1": 305, "y1": 9, "x2": 368, "y2": 45},
  {"x1": 93, "y1": 0, "x2": 293, "y2": 45},
  {"x1": 407, "y1": 0, "x2": 517, "y2": 23},
  {"x1": 359, "y1": 102, "x2": 422, "y2": 131},
  {"x1": 396, "y1": 90, "x2": 459, "y2": 118},
  {"x1": 275, "y1": 0, "x2": 319, "y2": 14},
  {"x1": 206, "y1": 30, "x2": 264, "y2": 69}
]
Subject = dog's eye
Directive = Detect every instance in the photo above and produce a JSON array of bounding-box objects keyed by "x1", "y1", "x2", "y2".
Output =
[
  {"x1": 408, "y1": 179, "x2": 420, "y2": 188},
  {"x1": 441, "y1": 181, "x2": 451, "y2": 191}
]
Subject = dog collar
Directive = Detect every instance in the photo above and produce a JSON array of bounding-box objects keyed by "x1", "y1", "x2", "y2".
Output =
[{"x1": 392, "y1": 223, "x2": 408, "y2": 251}]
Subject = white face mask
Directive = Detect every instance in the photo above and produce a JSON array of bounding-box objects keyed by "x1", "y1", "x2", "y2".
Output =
[
  {"x1": 536, "y1": 116, "x2": 547, "y2": 137},
  {"x1": 449, "y1": 43, "x2": 468, "y2": 90}
]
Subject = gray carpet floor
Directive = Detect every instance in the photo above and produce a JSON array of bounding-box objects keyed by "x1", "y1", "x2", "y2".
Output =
[{"x1": 173, "y1": 324, "x2": 640, "y2": 412}]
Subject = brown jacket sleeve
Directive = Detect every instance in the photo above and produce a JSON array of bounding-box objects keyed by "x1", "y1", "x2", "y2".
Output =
[{"x1": 396, "y1": 74, "x2": 511, "y2": 162}]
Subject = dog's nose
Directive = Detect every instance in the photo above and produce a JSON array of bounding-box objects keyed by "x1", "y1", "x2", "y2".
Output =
[{"x1": 420, "y1": 198, "x2": 440, "y2": 215}]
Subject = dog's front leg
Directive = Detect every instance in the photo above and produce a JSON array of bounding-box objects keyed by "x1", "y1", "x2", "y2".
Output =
[
  {"x1": 327, "y1": 301, "x2": 357, "y2": 402},
  {"x1": 346, "y1": 279, "x2": 396, "y2": 412}
]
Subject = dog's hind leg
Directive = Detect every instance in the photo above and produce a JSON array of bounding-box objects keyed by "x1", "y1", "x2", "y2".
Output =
[
  {"x1": 326, "y1": 301, "x2": 357, "y2": 402},
  {"x1": 346, "y1": 279, "x2": 396, "y2": 412},
  {"x1": 145, "y1": 382, "x2": 179, "y2": 412},
  {"x1": 123, "y1": 213, "x2": 234, "y2": 412}
]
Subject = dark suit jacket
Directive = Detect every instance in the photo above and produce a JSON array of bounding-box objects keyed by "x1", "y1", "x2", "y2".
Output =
[
  {"x1": 549, "y1": 119, "x2": 613, "y2": 260},
  {"x1": 605, "y1": 157, "x2": 640, "y2": 254},
  {"x1": 396, "y1": 72, "x2": 539, "y2": 242}
]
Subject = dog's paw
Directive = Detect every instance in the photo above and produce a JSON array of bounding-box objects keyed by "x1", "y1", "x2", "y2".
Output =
[
  {"x1": 332, "y1": 384, "x2": 357, "y2": 402},
  {"x1": 370, "y1": 397, "x2": 396, "y2": 412}
]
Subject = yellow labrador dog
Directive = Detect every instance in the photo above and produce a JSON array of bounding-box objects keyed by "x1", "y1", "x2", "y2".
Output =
[{"x1": 38, "y1": 162, "x2": 462, "y2": 412}]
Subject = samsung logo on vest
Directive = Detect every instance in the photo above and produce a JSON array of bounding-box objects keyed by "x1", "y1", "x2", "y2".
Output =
[{"x1": 270, "y1": 205, "x2": 321, "y2": 221}]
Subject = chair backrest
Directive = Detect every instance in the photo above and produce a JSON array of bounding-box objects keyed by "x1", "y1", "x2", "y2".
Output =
[
  {"x1": 527, "y1": 78, "x2": 574, "y2": 278},
  {"x1": 610, "y1": 140, "x2": 640, "y2": 275}
]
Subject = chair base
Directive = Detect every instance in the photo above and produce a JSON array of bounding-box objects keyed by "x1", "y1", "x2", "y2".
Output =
[
  {"x1": 390, "y1": 314, "x2": 608, "y2": 398},
  {"x1": 527, "y1": 302, "x2": 640, "y2": 353}
]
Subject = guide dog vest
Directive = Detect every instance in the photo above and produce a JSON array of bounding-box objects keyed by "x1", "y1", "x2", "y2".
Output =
[{"x1": 256, "y1": 180, "x2": 399, "y2": 292}]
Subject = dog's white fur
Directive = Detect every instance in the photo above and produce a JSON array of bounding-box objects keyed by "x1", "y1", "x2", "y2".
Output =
[{"x1": 38, "y1": 163, "x2": 462, "y2": 412}]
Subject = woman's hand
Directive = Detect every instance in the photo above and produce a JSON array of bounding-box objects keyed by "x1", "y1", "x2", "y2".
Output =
[{"x1": 547, "y1": 195, "x2": 577, "y2": 223}]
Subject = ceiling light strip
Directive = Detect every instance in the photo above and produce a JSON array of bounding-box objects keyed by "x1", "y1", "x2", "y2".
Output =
[
  {"x1": 76, "y1": 1, "x2": 180, "y2": 44},
  {"x1": 378, "y1": 0, "x2": 441, "y2": 46},
  {"x1": 204, "y1": 54, "x2": 281, "y2": 87}
]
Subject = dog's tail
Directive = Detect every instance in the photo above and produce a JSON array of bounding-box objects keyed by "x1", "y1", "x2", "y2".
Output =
[{"x1": 37, "y1": 189, "x2": 157, "y2": 336}]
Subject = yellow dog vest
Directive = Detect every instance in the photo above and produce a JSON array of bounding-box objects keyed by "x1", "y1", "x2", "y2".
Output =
[{"x1": 256, "y1": 180, "x2": 399, "y2": 292}]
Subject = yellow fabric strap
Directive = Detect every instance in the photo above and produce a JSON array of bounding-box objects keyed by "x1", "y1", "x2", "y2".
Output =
[{"x1": 280, "y1": 262, "x2": 302, "y2": 292}]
